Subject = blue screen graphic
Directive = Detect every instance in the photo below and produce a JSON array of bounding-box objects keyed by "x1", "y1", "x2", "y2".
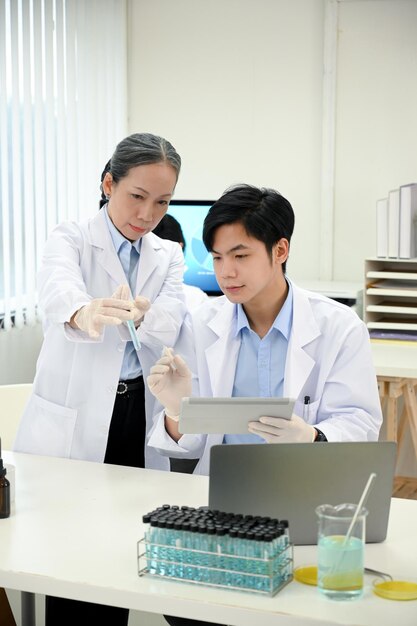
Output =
[{"x1": 167, "y1": 201, "x2": 221, "y2": 294}]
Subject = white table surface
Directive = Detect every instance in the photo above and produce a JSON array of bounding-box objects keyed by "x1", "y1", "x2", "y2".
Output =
[
  {"x1": 1, "y1": 451, "x2": 417, "y2": 626},
  {"x1": 294, "y1": 280, "x2": 362, "y2": 300},
  {"x1": 371, "y1": 341, "x2": 417, "y2": 378}
]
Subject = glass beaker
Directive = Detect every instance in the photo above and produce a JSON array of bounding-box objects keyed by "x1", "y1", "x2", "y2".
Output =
[{"x1": 316, "y1": 503, "x2": 368, "y2": 600}]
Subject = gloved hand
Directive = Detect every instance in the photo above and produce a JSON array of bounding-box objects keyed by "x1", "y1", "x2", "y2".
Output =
[
  {"x1": 114, "y1": 284, "x2": 151, "y2": 326},
  {"x1": 73, "y1": 284, "x2": 136, "y2": 339},
  {"x1": 132, "y1": 295, "x2": 151, "y2": 326},
  {"x1": 147, "y1": 347, "x2": 192, "y2": 420},
  {"x1": 248, "y1": 413, "x2": 316, "y2": 443}
]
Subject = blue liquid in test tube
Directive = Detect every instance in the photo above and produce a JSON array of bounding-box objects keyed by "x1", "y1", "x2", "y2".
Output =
[{"x1": 126, "y1": 319, "x2": 141, "y2": 350}]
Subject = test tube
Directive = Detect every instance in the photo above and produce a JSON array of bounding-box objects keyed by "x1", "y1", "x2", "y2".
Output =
[{"x1": 126, "y1": 319, "x2": 141, "y2": 350}]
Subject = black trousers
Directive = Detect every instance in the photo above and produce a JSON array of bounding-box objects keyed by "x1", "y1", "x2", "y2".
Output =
[
  {"x1": 164, "y1": 618, "x2": 223, "y2": 626},
  {"x1": 103, "y1": 376, "x2": 146, "y2": 468},
  {"x1": 45, "y1": 378, "x2": 145, "y2": 626}
]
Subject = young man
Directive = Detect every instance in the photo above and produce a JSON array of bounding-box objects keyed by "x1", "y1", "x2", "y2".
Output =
[{"x1": 147, "y1": 184, "x2": 382, "y2": 476}]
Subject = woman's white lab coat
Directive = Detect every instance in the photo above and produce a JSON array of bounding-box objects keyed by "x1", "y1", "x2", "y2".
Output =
[
  {"x1": 148, "y1": 281, "x2": 383, "y2": 475},
  {"x1": 13, "y1": 210, "x2": 186, "y2": 469}
]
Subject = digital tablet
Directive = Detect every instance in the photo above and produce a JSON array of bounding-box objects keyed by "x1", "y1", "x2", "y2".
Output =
[{"x1": 179, "y1": 397, "x2": 296, "y2": 434}]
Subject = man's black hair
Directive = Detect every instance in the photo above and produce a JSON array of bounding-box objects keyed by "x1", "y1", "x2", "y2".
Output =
[{"x1": 202, "y1": 184, "x2": 295, "y2": 272}]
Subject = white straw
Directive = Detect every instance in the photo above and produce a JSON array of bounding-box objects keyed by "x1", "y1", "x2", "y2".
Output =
[{"x1": 343, "y1": 472, "x2": 377, "y2": 546}]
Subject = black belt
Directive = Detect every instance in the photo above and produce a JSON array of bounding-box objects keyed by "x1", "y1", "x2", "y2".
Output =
[{"x1": 116, "y1": 376, "x2": 143, "y2": 395}]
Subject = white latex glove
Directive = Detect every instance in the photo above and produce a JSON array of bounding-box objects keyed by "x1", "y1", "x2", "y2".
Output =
[
  {"x1": 115, "y1": 284, "x2": 151, "y2": 325},
  {"x1": 147, "y1": 347, "x2": 192, "y2": 420},
  {"x1": 248, "y1": 413, "x2": 316, "y2": 443},
  {"x1": 132, "y1": 295, "x2": 151, "y2": 326},
  {"x1": 73, "y1": 284, "x2": 136, "y2": 339}
]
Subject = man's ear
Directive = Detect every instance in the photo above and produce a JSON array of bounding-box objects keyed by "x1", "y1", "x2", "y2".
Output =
[{"x1": 274, "y1": 238, "x2": 289, "y2": 265}]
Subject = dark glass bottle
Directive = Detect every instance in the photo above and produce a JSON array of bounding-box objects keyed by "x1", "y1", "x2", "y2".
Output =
[{"x1": 0, "y1": 437, "x2": 10, "y2": 519}]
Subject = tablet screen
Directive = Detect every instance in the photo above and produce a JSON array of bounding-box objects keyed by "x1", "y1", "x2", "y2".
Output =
[{"x1": 179, "y1": 397, "x2": 296, "y2": 434}]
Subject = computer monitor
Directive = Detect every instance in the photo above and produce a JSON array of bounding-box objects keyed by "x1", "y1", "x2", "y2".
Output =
[{"x1": 167, "y1": 200, "x2": 221, "y2": 295}]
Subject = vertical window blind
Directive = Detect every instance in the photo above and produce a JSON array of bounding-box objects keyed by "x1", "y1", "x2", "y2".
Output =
[{"x1": 0, "y1": 0, "x2": 127, "y2": 331}]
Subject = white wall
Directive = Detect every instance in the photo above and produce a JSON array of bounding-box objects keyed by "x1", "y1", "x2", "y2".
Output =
[
  {"x1": 127, "y1": 0, "x2": 325, "y2": 280},
  {"x1": 3, "y1": 0, "x2": 417, "y2": 382},
  {"x1": 334, "y1": 0, "x2": 417, "y2": 280},
  {"x1": 127, "y1": 0, "x2": 417, "y2": 283}
]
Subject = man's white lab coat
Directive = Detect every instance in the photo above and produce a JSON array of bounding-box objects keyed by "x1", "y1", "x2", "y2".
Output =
[
  {"x1": 13, "y1": 210, "x2": 185, "y2": 469},
  {"x1": 148, "y1": 281, "x2": 383, "y2": 475}
]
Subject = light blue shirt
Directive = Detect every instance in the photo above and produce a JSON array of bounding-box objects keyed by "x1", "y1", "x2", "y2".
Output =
[
  {"x1": 224, "y1": 281, "x2": 293, "y2": 445},
  {"x1": 104, "y1": 206, "x2": 142, "y2": 380}
]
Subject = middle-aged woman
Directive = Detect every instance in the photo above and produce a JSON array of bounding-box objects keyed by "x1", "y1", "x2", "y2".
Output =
[{"x1": 13, "y1": 132, "x2": 188, "y2": 626}]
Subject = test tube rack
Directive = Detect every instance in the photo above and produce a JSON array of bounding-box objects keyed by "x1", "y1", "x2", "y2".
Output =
[{"x1": 137, "y1": 538, "x2": 293, "y2": 596}]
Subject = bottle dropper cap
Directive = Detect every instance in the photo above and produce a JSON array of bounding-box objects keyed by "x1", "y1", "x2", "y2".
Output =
[{"x1": 0, "y1": 438, "x2": 7, "y2": 478}]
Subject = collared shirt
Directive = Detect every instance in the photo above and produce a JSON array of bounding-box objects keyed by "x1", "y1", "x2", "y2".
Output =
[
  {"x1": 104, "y1": 206, "x2": 142, "y2": 380},
  {"x1": 224, "y1": 281, "x2": 293, "y2": 445}
]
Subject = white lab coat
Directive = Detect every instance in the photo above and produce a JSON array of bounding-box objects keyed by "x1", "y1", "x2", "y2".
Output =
[
  {"x1": 183, "y1": 284, "x2": 209, "y2": 311},
  {"x1": 13, "y1": 209, "x2": 186, "y2": 469},
  {"x1": 148, "y1": 280, "x2": 383, "y2": 475}
]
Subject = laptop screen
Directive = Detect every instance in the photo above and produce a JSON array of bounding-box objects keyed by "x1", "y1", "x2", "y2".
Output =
[{"x1": 209, "y1": 442, "x2": 396, "y2": 545}]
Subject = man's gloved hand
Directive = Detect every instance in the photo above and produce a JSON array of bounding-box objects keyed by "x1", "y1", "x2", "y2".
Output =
[
  {"x1": 248, "y1": 413, "x2": 316, "y2": 443},
  {"x1": 73, "y1": 284, "x2": 136, "y2": 339},
  {"x1": 147, "y1": 347, "x2": 192, "y2": 420}
]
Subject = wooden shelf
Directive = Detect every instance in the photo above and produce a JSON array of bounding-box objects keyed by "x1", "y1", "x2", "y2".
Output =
[
  {"x1": 367, "y1": 303, "x2": 417, "y2": 314},
  {"x1": 367, "y1": 321, "x2": 417, "y2": 330},
  {"x1": 364, "y1": 258, "x2": 417, "y2": 337},
  {"x1": 366, "y1": 287, "x2": 417, "y2": 297},
  {"x1": 366, "y1": 271, "x2": 417, "y2": 280}
]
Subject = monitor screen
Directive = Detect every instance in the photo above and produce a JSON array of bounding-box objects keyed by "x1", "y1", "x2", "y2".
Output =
[{"x1": 167, "y1": 200, "x2": 221, "y2": 295}]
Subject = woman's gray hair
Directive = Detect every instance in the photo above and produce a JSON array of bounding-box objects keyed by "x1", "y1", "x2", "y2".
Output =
[{"x1": 99, "y1": 132, "x2": 181, "y2": 208}]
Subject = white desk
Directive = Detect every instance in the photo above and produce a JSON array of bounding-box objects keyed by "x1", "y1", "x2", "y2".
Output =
[
  {"x1": 295, "y1": 280, "x2": 362, "y2": 301},
  {"x1": 371, "y1": 341, "x2": 417, "y2": 379},
  {"x1": 371, "y1": 341, "x2": 417, "y2": 470},
  {"x1": 1, "y1": 451, "x2": 417, "y2": 626}
]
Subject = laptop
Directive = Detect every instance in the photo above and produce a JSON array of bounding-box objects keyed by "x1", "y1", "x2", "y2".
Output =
[{"x1": 209, "y1": 442, "x2": 396, "y2": 545}]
